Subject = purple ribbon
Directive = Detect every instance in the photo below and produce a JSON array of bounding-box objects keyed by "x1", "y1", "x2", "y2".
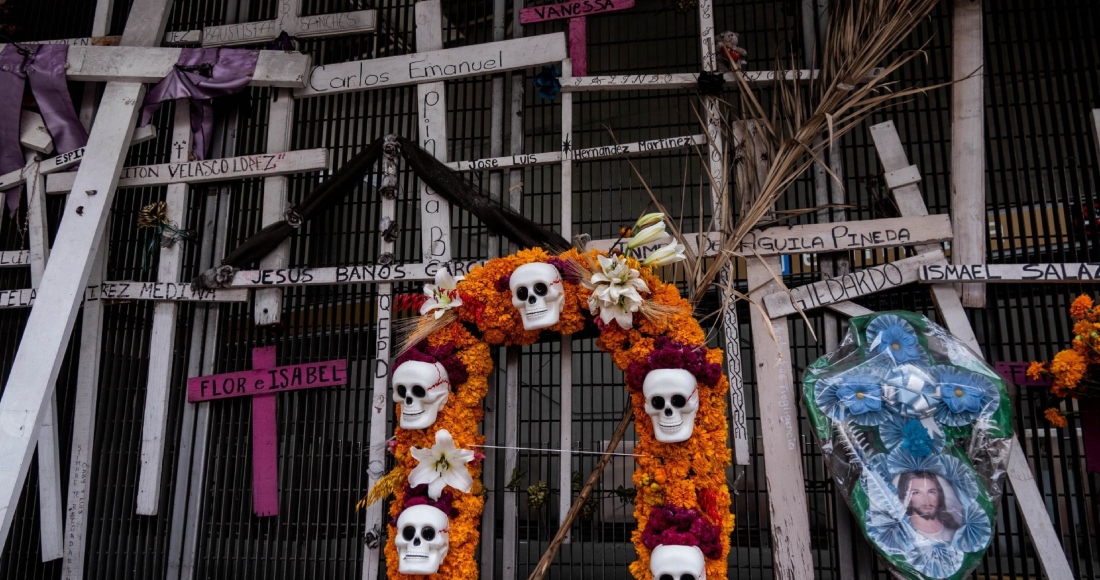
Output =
[
  {"x1": 0, "y1": 44, "x2": 89, "y2": 215},
  {"x1": 140, "y1": 48, "x2": 259, "y2": 160}
]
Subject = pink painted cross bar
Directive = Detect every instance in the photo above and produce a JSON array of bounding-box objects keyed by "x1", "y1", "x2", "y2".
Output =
[
  {"x1": 519, "y1": 0, "x2": 635, "y2": 76},
  {"x1": 187, "y1": 347, "x2": 347, "y2": 516}
]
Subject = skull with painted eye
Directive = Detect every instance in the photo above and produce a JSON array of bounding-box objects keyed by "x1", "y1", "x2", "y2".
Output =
[
  {"x1": 392, "y1": 360, "x2": 450, "y2": 430},
  {"x1": 650, "y1": 544, "x2": 707, "y2": 580},
  {"x1": 643, "y1": 369, "x2": 700, "y2": 443},
  {"x1": 509, "y1": 262, "x2": 565, "y2": 330},
  {"x1": 395, "y1": 504, "x2": 450, "y2": 574}
]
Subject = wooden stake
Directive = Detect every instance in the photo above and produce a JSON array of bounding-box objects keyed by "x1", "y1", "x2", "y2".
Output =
[
  {"x1": 951, "y1": 0, "x2": 986, "y2": 307},
  {"x1": 527, "y1": 404, "x2": 633, "y2": 580}
]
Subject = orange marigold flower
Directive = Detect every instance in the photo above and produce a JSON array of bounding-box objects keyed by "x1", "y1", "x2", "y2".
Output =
[
  {"x1": 1074, "y1": 319, "x2": 1095, "y2": 339},
  {"x1": 1071, "y1": 294, "x2": 1094, "y2": 320},
  {"x1": 1050, "y1": 349, "x2": 1088, "y2": 389},
  {"x1": 1044, "y1": 408, "x2": 1068, "y2": 428},
  {"x1": 1026, "y1": 361, "x2": 1046, "y2": 381}
]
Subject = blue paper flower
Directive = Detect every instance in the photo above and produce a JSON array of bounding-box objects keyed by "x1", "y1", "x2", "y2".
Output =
[
  {"x1": 953, "y1": 501, "x2": 993, "y2": 553},
  {"x1": 866, "y1": 314, "x2": 924, "y2": 364},
  {"x1": 929, "y1": 365, "x2": 1000, "y2": 427},
  {"x1": 940, "y1": 378, "x2": 984, "y2": 414},
  {"x1": 880, "y1": 414, "x2": 944, "y2": 455},
  {"x1": 901, "y1": 419, "x2": 934, "y2": 457},
  {"x1": 816, "y1": 372, "x2": 893, "y2": 426},
  {"x1": 533, "y1": 65, "x2": 562, "y2": 101},
  {"x1": 836, "y1": 379, "x2": 883, "y2": 415}
]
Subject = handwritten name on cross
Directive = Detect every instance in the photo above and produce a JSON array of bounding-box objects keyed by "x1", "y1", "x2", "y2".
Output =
[
  {"x1": 519, "y1": 0, "x2": 634, "y2": 76},
  {"x1": 196, "y1": 0, "x2": 376, "y2": 47},
  {"x1": 187, "y1": 347, "x2": 347, "y2": 516}
]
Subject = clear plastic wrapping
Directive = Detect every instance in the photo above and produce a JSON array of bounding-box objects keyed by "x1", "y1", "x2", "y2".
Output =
[{"x1": 802, "y1": 311, "x2": 1013, "y2": 580}]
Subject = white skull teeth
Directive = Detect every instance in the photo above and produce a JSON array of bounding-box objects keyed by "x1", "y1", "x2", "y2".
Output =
[
  {"x1": 395, "y1": 505, "x2": 450, "y2": 575},
  {"x1": 643, "y1": 369, "x2": 700, "y2": 444},
  {"x1": 393, "y1": 361, "x2": 450, "y2": 430},
  {"x1": 510, "y1": 263, "x2": 565, "y2": 330}
]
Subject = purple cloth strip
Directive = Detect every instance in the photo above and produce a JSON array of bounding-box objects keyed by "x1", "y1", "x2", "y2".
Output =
[
  {"x1": 140, "y1": 48, "x2": 259, "y2": 160},
  {"x1": 0, "y1": 44, "x2": 88, "y2": 215},
  {"x1": 26, "y1": 44, "x2": 89, "y2": 155},
  {"x1": 0, "y1": 45, "x2": 29, "y2": 215},
  {"x1": 1082, "y1": 398, "x2": 1100, "y2": 474}
]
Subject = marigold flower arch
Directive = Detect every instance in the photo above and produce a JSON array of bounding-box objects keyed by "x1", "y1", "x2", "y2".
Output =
[{"x1": 383, "y1": 248, "x2": 735, "y2": 579}]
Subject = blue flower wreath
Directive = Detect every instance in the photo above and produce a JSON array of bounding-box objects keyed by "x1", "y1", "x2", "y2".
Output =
[{"x1": 802, "y1": 311, "x2": 1011, "y2": 580}]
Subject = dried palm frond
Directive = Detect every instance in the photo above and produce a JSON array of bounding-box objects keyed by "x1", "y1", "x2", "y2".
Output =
[{"x1": 683, "y1": 0, "x2": 944, "y2": 306}]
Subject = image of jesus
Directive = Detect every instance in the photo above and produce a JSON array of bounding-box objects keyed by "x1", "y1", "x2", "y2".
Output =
[{"x1": 897, "y1": 470, "x2": 958, "y2": 542}]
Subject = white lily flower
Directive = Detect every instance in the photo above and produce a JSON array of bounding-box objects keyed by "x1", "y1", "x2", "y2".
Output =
[
  {"x1": 583, "y1": 253, "x2": 648, "y2": 329},
  {"x1": 632, "y1": 212, "x2": 666, "y2": 230},
  {"x1": 419, "y1": 269, "x2": 465, "y2": 319},
  {"x1": 641, "y1": 241, "x2": 686, "y2": 267},
  {"x1": 625, "y1": 221, "x2": 669, "y2": 250},
  {"x1": 408, "y1": 429, "x2": 476, "y2": 500}
]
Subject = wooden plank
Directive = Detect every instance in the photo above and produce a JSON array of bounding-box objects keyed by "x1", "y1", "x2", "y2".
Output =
[
  {"x1": 201, "y1": 10, "x2": 376, "y2": 47},
  {"x1": 249, "y1": 349, "x2": 279, "y2": 517},
  {"x1": 62, "y1": 3, "x2": 113, "y2": 572},
  {"x1": 61, "y1": 241, "x2": 106, "y2": 580},
  {"x1": 446, "y1": 134, "x2": 706, "y2": 172},
  {"x1": 163, "y1": 30, "x2": 202, "y2": 45},
  {"x1": 26, "y1": 36, "x2": 120, "y2": 46},
  {"x1": 764, "y1": 250, "x2": 946, "y2": 318},
  {"x1": 559, "y1": 58, "x2": 574, "y2": 540},
  {"x1": 588, "y1": 231, "x2": 719, "y2": 257},
  {"x1": 229, "y1": 260, "x2": 483, "y2": 288},
  {"x1": 25, "y1": 151, "x2": 64, "y2": 562},
  {"x1": 193, "y1": 0, "x2": 375, "y2": 48},
  {"x1": 519, "y1": 0, "x2": 633, "y2": 23},
  {"x1": 951, "y1": 0, "x2": 986, "y2": 308},
  {"x1": 20, "y1": 110, "x2": 54, "y2": 154},
  {"x1": 295, "y1": 33, "x2": 567, "y2": 98},
  {"x1": 187, "y1": 359, "x2": 347, "y2": 402},
  {"x1": 416, "y1": 1, "x2": 451, "y2": 266},
  {"x1": 561, "y1": 69, "x2": 819, "y2": 91},
  {"x1": 0, "y1": 251, "x2": 30, "y2": 268},
  {"x1": 46, "y1": 148, "x2": 329, "y2": 193},
  {"x1": 360, "y1": 152, "x2": 397, "y2": 580},
  {"x1": 84, "y1": 282, "x2": 248, "y2": 302},
  {"x1": 0, "y1": 124, "x2": 157, "y2": 192},
  {"x1": 739, "y1": 215, "x2": 951, "y2": 256},
  {"x1": 0, "y1": 45, "x2": 311, "y2": 86},
  {"x1": 0, "y1": 282, "x2": 247, "y2": 310},
  {"x1": 254, "y1": 89, "x2": 295, "y2": 326},
  {"x1": 824, "y1": 300, "x2": 874, "y2": 319},
  {"x1": 918, "y1": 262, "x2": 1100, "y2": 283},
  {"x1": 43, "y1": 124, "x2": 156, "y2": 175},
  {"x1": 0, "y1": 0, "x2": 175, "y2": 550},
  {"x1": 746, "y1": 256, "x2": 815, "y2": 580},
  {"x1": 136, "y1": 104, "x2": 190, "y2": 515},
  {"x1": 870, "y1": 119, "x2": 1074, "y2": 580}
]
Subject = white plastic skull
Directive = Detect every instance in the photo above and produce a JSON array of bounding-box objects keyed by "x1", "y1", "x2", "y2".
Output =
[
  {"x1": 392, "y1": 360, "x2": 450, "y2": 430},
  {"x1": 650, "y1": 545, "x2": 707, "y2": 580},
  {"x1": 643, "y1": 369, "x2": 699, "y2": 443},
  {"x1": 509, "y1": 263, "x2": 564, "y2": 330},
  {"x1": 395, "y1": 504, "x2": 450, "y2": 575}
]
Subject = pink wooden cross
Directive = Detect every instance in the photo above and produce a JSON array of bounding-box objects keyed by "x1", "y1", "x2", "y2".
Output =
[
  {"x1": 187, "y1": 346, "x2": 347, "y2": 516},
  {"x1": 519, "y1": 0, "x2": 635, "y2": 76}
]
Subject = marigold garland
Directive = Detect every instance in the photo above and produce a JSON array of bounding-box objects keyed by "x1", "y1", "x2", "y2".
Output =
[{"x1": 378, "y1": 248, "x2": 734, "y2": 579}]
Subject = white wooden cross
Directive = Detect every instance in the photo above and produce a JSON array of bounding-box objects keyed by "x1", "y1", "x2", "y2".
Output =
[
  {"x1": 0, "y1": 50, "x2": 152, "y2": 565},
  {"x1": 0, "y1": 0, "x2": 313, "y2": 557},
  {"x1": 167, "y1": 0, "x2": 377, "y2": 47},
  {"x1": 25, "y1": 46, "x2": 321, "y2": 516}
]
